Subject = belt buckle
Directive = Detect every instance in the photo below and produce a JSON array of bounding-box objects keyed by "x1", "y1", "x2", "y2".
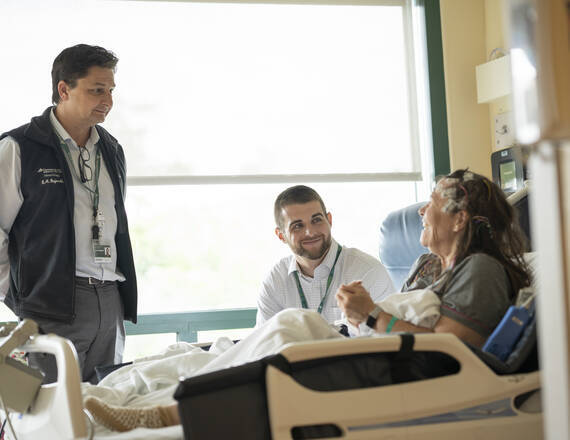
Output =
[{"x1": 88, "y1": 277, "x2": 103, "y2": 285}]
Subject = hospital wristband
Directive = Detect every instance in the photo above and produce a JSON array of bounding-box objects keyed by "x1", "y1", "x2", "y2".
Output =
[{"x1": 385, "y1": 316, "x2": 399, "y2": 333}]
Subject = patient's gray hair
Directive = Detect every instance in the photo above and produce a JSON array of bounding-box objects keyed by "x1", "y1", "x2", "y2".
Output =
[
  {"x1": 274, "y1": 185, "x2": 327, "y2": 229},
  {"x1": 436, "y1": 172, "x2": 476, "y2": 213}
]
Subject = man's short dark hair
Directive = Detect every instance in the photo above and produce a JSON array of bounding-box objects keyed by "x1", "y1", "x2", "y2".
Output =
[
  {"x1": 274, "y1": 185, "x2": 327, "y2": 229},
  {"x1": 51, "y1": 44, "x2": 118, "y2": 104}
]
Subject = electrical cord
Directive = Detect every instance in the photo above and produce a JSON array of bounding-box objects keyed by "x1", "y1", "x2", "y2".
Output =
[
  {"x1": 0, "y1": 394, "x2": 17, "y2": 440},
  {"x1": 488, "y1": 47, "x2": 506, "y2": 61},
  {"x1": 83, "y1": 407, "x2": 95, "y2": 440}
]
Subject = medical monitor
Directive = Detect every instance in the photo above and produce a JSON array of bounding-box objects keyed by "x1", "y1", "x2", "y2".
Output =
[{"x1": 491, "y1": 145, "x2": 528, "y2": 195}]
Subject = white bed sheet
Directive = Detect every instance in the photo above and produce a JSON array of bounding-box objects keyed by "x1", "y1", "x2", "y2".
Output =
[{"x1": 82, "y1": 309, "x2": 343, "y2": 439}]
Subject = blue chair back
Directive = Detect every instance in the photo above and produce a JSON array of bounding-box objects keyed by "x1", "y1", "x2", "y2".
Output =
[{"x1": 378, "y1": 201, "x2": 428, "y2": 290}]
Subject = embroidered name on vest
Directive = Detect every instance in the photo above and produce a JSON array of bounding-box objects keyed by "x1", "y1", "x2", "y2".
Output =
[{"x1": 37, "y1": 168, "x2": 64, "y2": 185}]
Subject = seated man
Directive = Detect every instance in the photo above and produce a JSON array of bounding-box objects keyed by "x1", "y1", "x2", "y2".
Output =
[{"x1": 256, "y1": 185, "x2": 394, "y2": 327}]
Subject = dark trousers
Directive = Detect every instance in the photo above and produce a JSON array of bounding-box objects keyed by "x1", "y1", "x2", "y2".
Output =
[{"x1": 28, "y1": 278, "x2": 125, "y2": 384}]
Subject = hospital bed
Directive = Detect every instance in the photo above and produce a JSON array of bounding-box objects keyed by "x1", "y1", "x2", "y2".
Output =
[
  {"x1": 174, "y1": 322, "x2": 540, "y2": 440},
  {"x1": 0, "y1": 193, "x2": 542, "y2": 439},
  {"x1": 0, "y1": 312, "x2": 541, "y2": 440}
]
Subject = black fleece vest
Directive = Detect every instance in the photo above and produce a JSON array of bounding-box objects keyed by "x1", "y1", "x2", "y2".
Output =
[{"x1": 1, "y1": 107, "x2": 137, "y2": 323}]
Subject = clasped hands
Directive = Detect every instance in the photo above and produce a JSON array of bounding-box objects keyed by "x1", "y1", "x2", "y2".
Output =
[{"x1": 335, "y1": 280, "x2": 376, "y2": 327}]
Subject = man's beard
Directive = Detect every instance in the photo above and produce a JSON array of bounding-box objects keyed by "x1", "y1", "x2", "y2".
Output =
[{"x1": 293, "y1": 234, "x2": 332, "y2": 260}]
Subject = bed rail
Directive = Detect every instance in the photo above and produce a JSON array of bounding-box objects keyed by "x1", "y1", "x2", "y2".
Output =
[{"x1": 267, "y1": 333, "x2": 541, "y2": 440}]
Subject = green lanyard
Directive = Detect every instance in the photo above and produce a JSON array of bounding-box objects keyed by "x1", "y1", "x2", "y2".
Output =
[
  {"x1": 59, "y1": 137, "x2": 102, "y2": 235},
  {"x1": 293, "y1": 245, "x2": 342, "y2": 314}
]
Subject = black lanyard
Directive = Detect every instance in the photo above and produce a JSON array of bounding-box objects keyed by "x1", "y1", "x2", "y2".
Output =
[{"x1": 293, "y1": 245, "x2": 342, "y2": 314}]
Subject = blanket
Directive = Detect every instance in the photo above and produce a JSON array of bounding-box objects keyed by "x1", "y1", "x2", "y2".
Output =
[
  {"x1": 83, "y1": 309, "x2": 342, "y2": 438},
  {"x1": 378, "y1": 288, "x2": 441, "y2": 328},
  {"x1": 83, "y1": 290, "x2": 442, "y2": 439}
]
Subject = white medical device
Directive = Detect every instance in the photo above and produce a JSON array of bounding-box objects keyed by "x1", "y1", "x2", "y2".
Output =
[
  {"x1": 0, "y1": 320, "x2": 90, "y2": 440},
  {"x1": 0, "y1": 320, "x2": 43, "y2": 413}
]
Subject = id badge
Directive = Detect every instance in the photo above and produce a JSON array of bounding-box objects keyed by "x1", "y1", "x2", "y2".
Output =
[{"x1": 92, "y1": 240, "x2": 112, "y2": 263}]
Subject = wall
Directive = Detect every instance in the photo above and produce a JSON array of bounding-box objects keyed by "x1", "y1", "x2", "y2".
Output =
[
  {"x1": 439, "y1": 0, "x2": 493, "y2": 178},
  {"x1": 484, "y1": 0, "x2": 511, "y2": 152}
]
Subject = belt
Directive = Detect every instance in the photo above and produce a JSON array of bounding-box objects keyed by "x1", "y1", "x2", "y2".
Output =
[{"x1": 75, "y1": 276, "x2": 115, "y2": 286}]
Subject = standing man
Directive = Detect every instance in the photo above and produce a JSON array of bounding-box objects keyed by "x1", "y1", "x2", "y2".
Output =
[
  {"x1": 256, "y1": 185, "x2": 394, "y2": 329},
  {"x1": 0, "y1": 44, "x2": 137, "y2": 383}
]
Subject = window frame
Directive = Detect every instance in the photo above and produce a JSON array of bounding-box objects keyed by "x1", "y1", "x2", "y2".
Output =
[
  {"x1": 121, "y1": 0, "x2": 449, "y2": 343},
  {"x1": 121, "y1": 0, "x2": 434, "y2": 189}
]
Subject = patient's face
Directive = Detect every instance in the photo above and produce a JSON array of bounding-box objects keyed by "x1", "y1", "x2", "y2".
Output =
[
  {"x1": 278, "y1": 201, "x2": 332, "y2": 260},
  {"x1": 419, "y1": 183, "x2": 460, "y2": 256}
]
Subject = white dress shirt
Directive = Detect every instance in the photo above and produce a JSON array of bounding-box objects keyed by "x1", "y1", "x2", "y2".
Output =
[
  {"x1": 0, "y1": 110, "x2": 124, "y2": 301},
  {"x1": 256, "y1": 239, "x2": 395, "y2": 327}
]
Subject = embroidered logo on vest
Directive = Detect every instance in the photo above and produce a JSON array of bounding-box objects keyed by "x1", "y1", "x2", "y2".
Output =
[{"x1": 37, "y1": 168, "x2": 64, "y2": 185}]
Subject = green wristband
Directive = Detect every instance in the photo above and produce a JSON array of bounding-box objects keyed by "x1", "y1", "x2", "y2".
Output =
[{"x1": 385, "y1": 316, "x2": 399, "y2": 333}]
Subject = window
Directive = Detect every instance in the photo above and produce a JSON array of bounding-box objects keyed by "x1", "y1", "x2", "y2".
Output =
[{"x1": 0, "y1": 0, "x2": 433, "y2": 322}]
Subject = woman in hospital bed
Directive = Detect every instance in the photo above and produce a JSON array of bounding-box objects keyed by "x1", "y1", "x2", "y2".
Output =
[{"x1": 84, "y1": 169, "x2": 532, "y2": 432}]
